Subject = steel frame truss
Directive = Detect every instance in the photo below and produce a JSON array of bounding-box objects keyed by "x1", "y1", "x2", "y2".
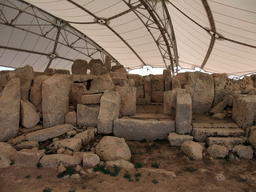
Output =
[{"x1": 0, "y1": 0, "x2": 118, "y2": 71}]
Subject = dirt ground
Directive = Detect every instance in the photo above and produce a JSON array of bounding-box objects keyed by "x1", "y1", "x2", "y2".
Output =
[{"x1": 0, "y1": 109, "x2": 255, "y2": 192}]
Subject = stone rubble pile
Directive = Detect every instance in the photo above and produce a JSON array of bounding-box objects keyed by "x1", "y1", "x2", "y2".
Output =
[{"x1": 0, "y1": 59, "x2": 256, "y2": 172}]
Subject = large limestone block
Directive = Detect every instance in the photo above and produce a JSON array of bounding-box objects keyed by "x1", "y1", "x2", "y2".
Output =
[
  {"x1": 176, "y1": 93, "x2": 192, "y2": 134},
  {"x1": 39, "y1": 154, "x2": 81, "y2": 168},
  {"x1": 14, "y1": 141, "x2": 39, "y2": 151},
  {"x1": 14, "y1": 149, "x2": 45, "y2": 167},
  {"x1": 90, "y1": 75, "x2": 115, "y2": 91},
  {"x1": 233, "y1": 145, "x2": 253, "y2": 159},
  {"x1": 81, "y1": 94, "x2": 102, "y2": 104},
  {"x1": 143, "y1": 76, "x2": 151, "y2": 104},
  {"x1": 0, "y1": 78, "x2": 20, "y2": 142},
  {"x1": 69, "y1": 83, "x2": 87, "y2": 105},
  {"x1": 249, "y1": 130, "x2": 256, "y2": 149},
  {"x1": 89, "y1": 59, "x2": 106, "y2": 76},
  {"x1": 65, "y1": 111, "x2": 77, "y2": 126},
  {"x1": 111, "y1": 77, "x2": 129, "y2": 87},
  {"x1": 95, "y1": 136, "x2": 131, "y2": 161},
  {"x1": 14, "y1": 65, "x2": 34, "y2": 100},
  {"x1": 97, "y1": 90, "x2": 120, "y2": 134},
  {"x1": 83, "y1": 152, "x2": 100, "y2": 168},
  {"x1": 232, "y1": 95, "x2": 256, "y2": 129},
  {"x1": 207, "y1": 145, "x2": 229, "y2": 158},
  {"x1": 20, "y1": 100, "x2": 40, "y2": 129},
  {"x1": 185, "y1": 72, "x2": 214, "y2": 114},
  {"x1": 164, "y1": 89, "x2": 186, "y2": 116},
  {"x1": 71, "y1": 59, "x2": 88, "y2": 75},
  {"x1": 0, "y1": 142, "x2": 17, "y2": 162},
  {"x1": 50, "y1": 138, "x2": 82, "y2": 152},
  {"x1": 42, "y1": 75, "x2": 71, "y2": 128},
  {"x1": 168, "y1": 133, "x2": 193, "y2": 147},
  {"x1": 136, "y1": 86, "x2": 144, "y2": 98},
  {"x1": 212, "y1": 74, "x2": 227, "y2": 106},
  {"x1": 127, "y1": 74, "x2": 142, "y2": 87},
  {"x1": 181, "y1": 141, "x2": 204, "y2": 160},
  {"x1": 74, "y1": 128, "x2": 96, "y2": 145},
  {"x1": 206, "y1": 137, "x2": 245, "y2": 149},
  {"x1": 104, "y1": 55, "x2": 111, "y2": 73},
  {"x1": 77, "y1": 104, "x2": 99, "y2": 127},
  {"x1": 116, "y1": 86, "x2": 136, "y2": 116},
  {"x1": 114, "y1": 119, "x2": 175, "y2": 141},
  {"x1": 111, "y1": 65, "x2": 127, "y2": 74},
  {"x1": 26, "y1": 124, "x2": 74, "y2": 142},
  {"x1": 151, "y1": 91, "x2": 163, "y2": 103},
  {"x1": 30, "y1": 75, "x2": 49, "y2": 113},
  {"x1": 209, "y1": 98, "x2": 229, "y2": 115}
]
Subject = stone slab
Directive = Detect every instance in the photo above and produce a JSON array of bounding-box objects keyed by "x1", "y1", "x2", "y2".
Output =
[
  {"x1": 80, "y1": 94, "x2": 102, "y2": 104},
  {"x1": 206, "y1": 137, "x2": 245, "y2": 148},
  {"x1": 168, "y1": 133, "x2": 193, "y2": 147},
  {"x1": 192, "y1": 123, "x2": 213, "y2": 128},
  {"x1": 113, "y1": 119, "x2": 175, "y2": 141}
]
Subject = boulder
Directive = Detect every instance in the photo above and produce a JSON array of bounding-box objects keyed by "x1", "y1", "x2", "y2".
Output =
[
  {"x1": 65, "y1": 111, "x2": 77, "y2": 126},
  {"x1": 0, "y1": 154, "x2": 11, "y2": 168},
  {"x1": 30, "y1": 75, "x2": 48, "y2": 113},
  {"x1": 69, "y1": 83, "x2": 87, "y2": 106},
  {"x1": 0, "y1": 142, "x2": 17, "y2": 162},
  {"x1": 116, "y1": 86, "x2": 136, "y2": 116},
  {"x1": 111, "y1": 64, "x2": 127, "y2": 74},
  {"x1": 249, "y1": 130, "x2": 256, "y2": 149},
  {"x1": 26, "y1": 124, "x2": 74, "y2": 142},
  {"x1": 77, "y1": 104, "x2": 99, "y2": 127},
  {"x1": 90, "y1": 75, "x2": 115, "y2": 91},
  {"x1": 14, "y1": 149, "x2": 45, "y2": 167},
  {"x1": 71, "y1": 59, "x2": 88, "y2": 75},
  {"x1": 97, "y1": 90, "x2": 120, "y2": 134},
  {"x1": 168, "y1": 133, "x2": 193, "y2": 147},
  {"x1": 42, "y1": 75, "x2": 71, "y2": 128},
  {"x1": 207, "y1": 145, "x2": 229, "y2": 158},
  {"x1": 106, "y1": 159, "x2": 134, "y2": 169},
  {"x1": 181, "y1": 141, "x2": 204, "y2": 160},
  {"x1": 95, "y1": 136, "x2": 131, "y2": 161},
  {"x1": 0, "y1": 78, "x2": 20, "y2": 141},
  {"x1": 14, "y1": 65, "x2": 34, "y2": 100},
  {"x1": 14, "y1": 141, "x2": 39, "y2": 151},
  {"x1": 39, "y1": 154, "x2": 81, "y2": 168},
  {"x1": 20, "y1": 100, "x2": 40, "y2": 129},
  {"x1": 83, "y1": 152, "x2": 100, "y2": 168},
  {"x1": 50, "y1": 138, "x2": 82, "y2": 152},
  {"x1": 185, "y1": 72, "x2": 214, "y2": 114},
  {"x1": 233, "y1": 145, "x2": 253, "y2": 159}
]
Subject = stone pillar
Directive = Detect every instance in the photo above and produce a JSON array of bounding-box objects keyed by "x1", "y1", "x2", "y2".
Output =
[
  {"x1": 143, "y1": 76, "x2": 151, "y2": 104},
  {"x1": 176, "y1": 93, "x2": 192, "y2": 134},
  {"x1": 104, "y1": 55, "x2": 112, "y2": 73},
  {"x1": 116, "y1": 86, "x2": 136, "y2": 116}
]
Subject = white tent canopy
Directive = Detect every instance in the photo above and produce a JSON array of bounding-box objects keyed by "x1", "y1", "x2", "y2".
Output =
[{"x1": 1, "y1": 0, "x2": 256, "y2": 76}]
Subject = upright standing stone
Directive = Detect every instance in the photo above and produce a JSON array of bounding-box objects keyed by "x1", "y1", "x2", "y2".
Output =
[
  {"x1": 143, "y1": 76, "x2": 151, "y2": 104},
  {"x1": 164, "y1": 89, "x2": 186, "y2": 116},
  {"x1": 104, "y1": 55, "x2": 112, "y2": 73},
  {"x1": 14, "y1": 65, "x2": 34, "y2": 100},
  {"x1": 42, "y1": 75, "x2": 71, "y2": 128},
  {"x1": 20, "y1": 100, "x2": 40, "y2": 129},
  {"x1": 71, "y1": 59, "x2": 88, "y2": 75},
  {"x1": 77, "y1": 104, "x2": 99, "y2": 127},
  {"x1": 176, "y1": 93, "x2": 192, "y2": 134},
  {"x1": 90, "y1": 75, "x2": 115, "y2": 91},
  {"x1": 30, "y1": 75, "x2": 49, "y2": 113},
  {"x1": 116, "y1": 86, "x2": 136, "y2": 116},
  {"x1": 0, "y1": 78, "x2": 20, "y2": 142},
  {"x1": 185, "y1": 72, "x2": 214, "y2": 114},
  {"x1": 97, "y1": 90, "x2": 121, "y2": 134},
  {"x1": 212, "y1": 74, "x2": 227, "y2": 106}
]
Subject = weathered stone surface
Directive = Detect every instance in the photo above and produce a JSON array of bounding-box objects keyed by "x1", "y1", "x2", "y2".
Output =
[
  {"x1": 30, "y1": 75, "x2": 48, "y2": 113},
  {"x1": 249, "y1": 130, "x2": 256, "y2": 149},
  {"x1": 168, "y1": 133, "x2": 193, "y2": 147},
  {"x1": 26, "y1": 124, "x2": 74, "y2": 142},
  {"x1": 143, "y1": 76, "x2": 151, "y2": 104},
  {"x1": 14, "y1": 141, "x2": 39, "y2": 151},
  {"x1": 212, "y1": 74, "x2": 227, "y2": 106},
  {"x1": 104, "y1": 55, "x2": 111, "y2": 73},
  {"x1": 185, "y1": 72, "x2": 214, "y2": 114},
  {"x1": 181, "y1": 141, "x2": 204, "y2": 160},
  {"x1": 114, "y1": 119, "x2": 175, "y2": 141},
  {"x1": 75, "y1": 129, "x2": 96, "y2": 145},
  {"x1": 176, "y1": 93, "x2": 192, "y2": 134},
  {"x1": 193, "y1": 128, "x2": 245, "y2": 142},
  {"x1": 206, "y1": 137, "x2": 245, "y2": 149},
  {"x1": 97, "y1": 90, "x2": 120, "y2": 134},
  {"x1": 81, "y1": 94, "x2": 102, "y2": 104},
  {"x1": 116, "y1": 86, "x2": 136, "y2": 116},
  {"x1": 89, "y1": 59, "x2": 106, "y2": 76},
  {"x1": 172, "y1": 77, "x2": 181, "y2": 89},
  {"x1": 55, "y1": 69, "x2": 70, "y2": 75},
  {"x1": 90, "y1": 75, "x2": 115, "y2": 91},
  {"x1": 108, "y1": 72, "x2": 127, "y2": 79},
  {"x1": 77, "y1": 104, "x2": 99, "y2": 127},
  {"x1": 212, "y1": 113, "x2": 226, "y2": 120},
  {"x1": 207, "y1": 145, "x2": 229, "y2": 158},
  {"x1": 0, "y1": 142, "x2": 17, "y2": 163},
  {"x1": 232, "y1": 94, "x2": 256, "y2": 129},
  {"x1": 83, "y1": 152, "x2": 100, "y2": 168},
  {"x1": 111, "y1": 77, "x2": 129, "y2": 87},
  {"x1": 193, "y1": 123, "x2": 213, "y2": 128},
  {"x1": 71, "y1": 74, "x2": 95, "y2": 83},
  {"x1": 0, "y1": 154, "x2": 11, "y2": 168},
  {"x1": 42, "y1": 75, "x2": 71, "y2": 128},
  {"x1": 111, "y1": 65, "x2": 127, "y2": 74},
  {"x1": 14, "y1": 65, "x2": 34, "y2": 100},
  {"x1": 212, "y1": 123, "x2": 239, "y2": 128},
  {"x1": 96, "y1": 136, "x2": 131, "y2": 161},
  {"x1": 39, "y1": 154, "x2": 81, "y2": 168},
  {"x1": 209, "y1": 99, "x2": 229, "y2": 115},
  {"x1": 69, "y1": 83, "x2": 87, "y2": 105},
  {"x1": 233, "y1": 145, "x2": 253, "y2": 159},
  {"x1": 50, "y1": 138, "x2": 82, "y2": 152},
  {"x1": 164, "y1": 89, "x2": 186, "y2": 116},
  {"x1": 20, "y1": 100, "x2": 40, "y2": 129},
  {"x1": 106, "y1": 159, "x2": 134, "y2": 169},
  {"x1": 65, "y1": 111, "x2": 77, "y2": 126},
  {"x1": 14, "y1": 149, "x2": 45, "y2": 167},
  {"x1": 127, "y1": 74, "x2": 142, "y2": 87},
  {"x1": 136, "y1": 86, "x2": 144, "y2": 98},
  {"x1": 72, "y1": 59, "x2": 88, "y2": 75},
  {"x1": 151, "y1": 91, "x2": 163, "y2": 103},
  {"x1": 0, "y1": 78, "x2": 20, "y2": 141}
]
